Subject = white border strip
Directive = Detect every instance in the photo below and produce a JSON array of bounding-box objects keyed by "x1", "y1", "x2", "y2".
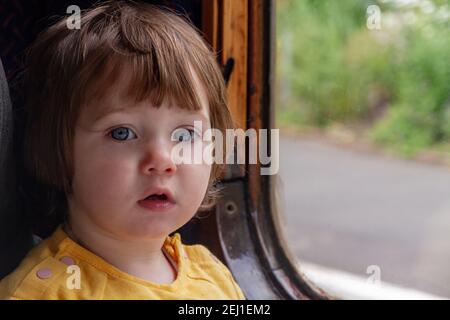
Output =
[{"x1": 298, "y1": 262, "x2": 447, "y2": 300}]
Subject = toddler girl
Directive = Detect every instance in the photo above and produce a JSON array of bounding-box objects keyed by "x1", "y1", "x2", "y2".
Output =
[{"x1": 0, "y1": 0, "x2": 244, "y2": 300}]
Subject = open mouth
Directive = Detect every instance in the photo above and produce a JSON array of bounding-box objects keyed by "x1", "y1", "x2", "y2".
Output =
[
  {"x1": 145, "y1": 194, "x2": 168, "y2": 201},
  {"x1": 138, "y1": 189, "x2": 175, "y2": 212}
]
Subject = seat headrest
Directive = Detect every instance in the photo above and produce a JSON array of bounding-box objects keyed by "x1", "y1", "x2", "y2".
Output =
[
  {"x1": 0, "y1": 57, "x2": 35, "y2": 280},
  {"x1": 0, "y1": 58, "x2": 13, "y2": 172}
]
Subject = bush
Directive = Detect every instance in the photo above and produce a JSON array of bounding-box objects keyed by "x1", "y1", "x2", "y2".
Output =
[
  {"x1": 277, "y1": 0, "x2": 450, "y2": 156},
  {"x1": 371, "y1": 21, "x2": 450, "y2": 154}
]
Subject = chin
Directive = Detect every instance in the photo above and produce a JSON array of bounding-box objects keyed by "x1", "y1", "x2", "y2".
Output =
[{"x1": 120, "y1": 224, "x2": 174, "y2": 240}]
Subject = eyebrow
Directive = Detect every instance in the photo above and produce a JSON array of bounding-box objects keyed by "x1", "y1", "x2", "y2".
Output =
[
  {"x1": 93, "y1": 106, "x2": 210, "y2": 124},
  {"x1": 92, "y1": 107, "x2": 133, "y2": 123},
  {"x1": 180, "y1": 111, "x2": 210, "y2": 123}
]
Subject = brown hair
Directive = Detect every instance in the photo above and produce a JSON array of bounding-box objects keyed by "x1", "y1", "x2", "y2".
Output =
[{"x1": 23, "y1": 0, "x2": 233, "y2": 219}]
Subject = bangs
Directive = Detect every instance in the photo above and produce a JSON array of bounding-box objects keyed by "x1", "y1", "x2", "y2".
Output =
[
  {"x1": 70, "y1": 2, "x2": 221, "y2": 120},
  {"x1": 78, "y1": 49, "x2": 205, "y2": 120}
]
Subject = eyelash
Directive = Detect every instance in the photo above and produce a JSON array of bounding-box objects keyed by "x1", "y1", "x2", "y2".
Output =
[
  {"x1": 108, "y1": 127, "x2": 200, "y2": 142},
  {"x1": 171, "y1": 128, "x2": 201, "y2": 143},
  {"x1": 108, "y1": 127, "x2": 137, "y2": 141}
]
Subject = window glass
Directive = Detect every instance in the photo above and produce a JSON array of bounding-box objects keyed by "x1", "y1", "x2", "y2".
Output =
[{"x1": 276, "y1": 0, "x2": 450, "y2": 299}]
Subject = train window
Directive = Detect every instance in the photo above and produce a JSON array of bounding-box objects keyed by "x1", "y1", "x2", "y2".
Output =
[
  {"x1": 1, "y1": 0, "x2": 328, "y2": 300},
  {"x1": 0, "y1": 0, "x2": 333, "y2": 300},
  {"x1": 276, "y1": 0, "x2": 450, "y2": 299},
  {"x1": 6, "y1": 0, "x2": 449, "y2": 301}
]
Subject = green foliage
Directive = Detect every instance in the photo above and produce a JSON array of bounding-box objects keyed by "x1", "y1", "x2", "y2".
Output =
[
  {"x1": 371, "y1": 20, "x2": 450, "y2": 154},
  {"x1": 277, "y1": 0, "x2": 450, "y2": 156}
]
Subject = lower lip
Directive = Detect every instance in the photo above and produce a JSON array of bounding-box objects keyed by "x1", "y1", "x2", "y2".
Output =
[{"x1": 138, "y1": 199, "x2": 175, "y2": 212}]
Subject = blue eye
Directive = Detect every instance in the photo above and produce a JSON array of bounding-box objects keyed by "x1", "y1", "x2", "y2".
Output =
[
  {"x1": 110, "y1": 127, "x2": 137, "y2": 141},
  {"x1": 171, "y1": 128, "x2": 200, "y2": 143}
]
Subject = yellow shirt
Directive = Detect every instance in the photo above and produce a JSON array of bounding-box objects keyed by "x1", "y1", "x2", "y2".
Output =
[{"x1": 0, "y1": 225, "x2": 245, "y2": 300}]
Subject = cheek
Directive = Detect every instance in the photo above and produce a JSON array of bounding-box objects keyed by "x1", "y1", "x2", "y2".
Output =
[
  {"x1": 179, "y1": 164, "x2": 211, "y2": 203},
  {"x1": 72, "y1": 139, "x2": 136, "y2": 206},
  {"x1": 75, "y1": 160, "x2": 131, "y2": 194}
]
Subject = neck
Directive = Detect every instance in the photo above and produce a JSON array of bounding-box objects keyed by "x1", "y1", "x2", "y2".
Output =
[{"x1": 63, "y1": 217, "x2": 176, "y2": 284}]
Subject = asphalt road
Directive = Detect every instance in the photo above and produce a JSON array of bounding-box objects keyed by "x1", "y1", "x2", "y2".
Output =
[{"x1": 278, "y1": 135, "x2": 450, "y2": 297}]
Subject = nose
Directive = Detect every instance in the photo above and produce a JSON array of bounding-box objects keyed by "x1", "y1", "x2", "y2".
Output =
[{"x1": 140, "y1": 139, "x2": 177, "y2": 175}]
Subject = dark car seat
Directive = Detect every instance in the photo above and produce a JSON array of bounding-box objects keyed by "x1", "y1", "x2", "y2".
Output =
[{"x1": 0, "y1": 58, "x2": 34, "y2": 280}]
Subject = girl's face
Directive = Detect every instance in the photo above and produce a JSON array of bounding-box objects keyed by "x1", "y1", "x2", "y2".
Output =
[{"x1": 68, "y1": 72, "x2": 212, "y2": 241}]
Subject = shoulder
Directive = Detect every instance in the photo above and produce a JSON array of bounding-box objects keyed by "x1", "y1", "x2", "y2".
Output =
[
  {"x1": 0, "y1": 228, "x2": 105, "y2": 300},
  {"x1": 0, "y1": 254, "x2": 74, "y2": 300},
  {"x1": 169, "y1": 234, "x2": 227, "y2": 270},
  {"x1": 0, "y1": 237, "x2": 63, "y2": 299},
  {"x1": 171, "y1": 234, "x2": 246, "y2": 300}
]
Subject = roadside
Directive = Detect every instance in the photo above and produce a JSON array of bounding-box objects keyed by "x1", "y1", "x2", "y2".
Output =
[
  {"x1": 278, "y1": 132, "x2": 450, "y2": 297},
  {"x1": 279, "y1": 123, "x2": 450, "y2": 170}
]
